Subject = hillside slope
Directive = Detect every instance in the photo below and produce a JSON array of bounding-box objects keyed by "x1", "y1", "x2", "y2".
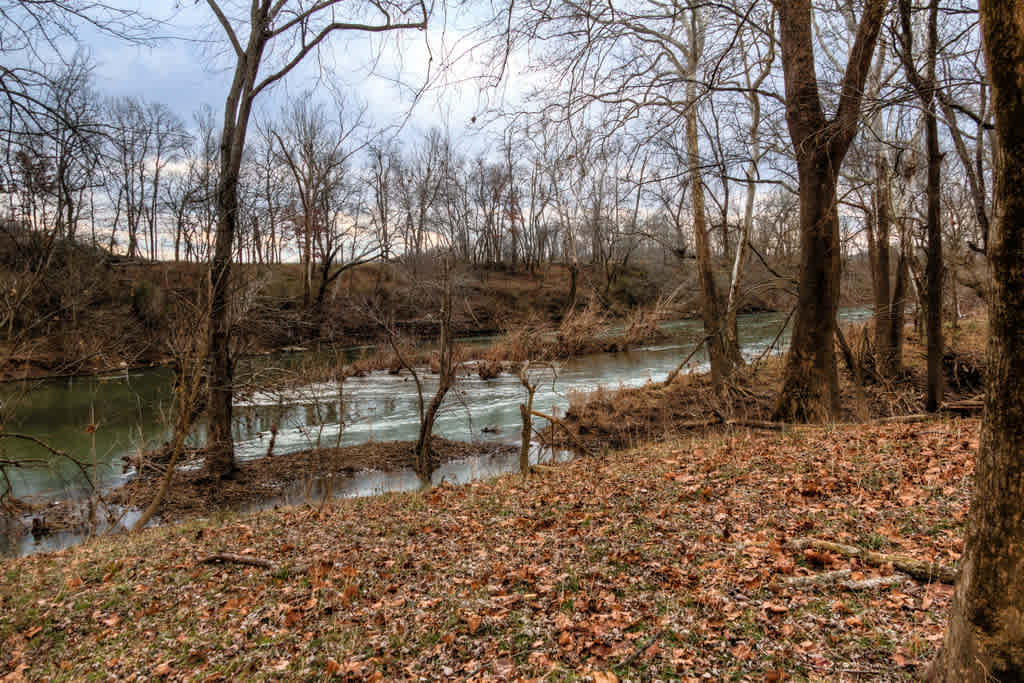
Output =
[{"x1": 0, "y1": 419, "x2": 973, "y2": 680}]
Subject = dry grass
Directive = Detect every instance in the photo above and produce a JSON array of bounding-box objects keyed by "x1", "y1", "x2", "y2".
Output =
[{"x1": 548, "y1": 318, "x2": 989, "y2": 451}]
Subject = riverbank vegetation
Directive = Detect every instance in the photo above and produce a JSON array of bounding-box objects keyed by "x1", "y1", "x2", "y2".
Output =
[{"x1": 547, "y1": 319, "x2": 988, "y2": 451}]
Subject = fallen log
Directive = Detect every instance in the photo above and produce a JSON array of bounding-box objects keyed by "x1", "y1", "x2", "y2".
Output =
[
  {"x1": 787, "y1": 538, "x2": 958, "y2": 584},
  {"x1": 873, "y1": 414, "x2": 935, "y2": 424},
  {"x1": 725, "y1": 419, "x2": 788, "y2": 431},
  {"x1": 780, "y1": 570, "x2": 911, "y2": 591},
  {"x1": 840, "y1": 574, "x2": 909, "y2": 591},
  {"x1": 942, "y1": 400, "x2": 984, "y2": 415}
]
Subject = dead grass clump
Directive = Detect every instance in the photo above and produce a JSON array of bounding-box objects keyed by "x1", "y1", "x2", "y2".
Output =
[
  {"x1": 476, "y1": 358, "x2": 505, "y2": 380},
  {"x1": 623, "y1": 307, "x2": 664, "y2": 347},
  {"x1": 548, "y1": 365, "x2": 780, "y2": 449},
  {"x1": 554, "y1": 304, "x2": 607, "y2": 358}
]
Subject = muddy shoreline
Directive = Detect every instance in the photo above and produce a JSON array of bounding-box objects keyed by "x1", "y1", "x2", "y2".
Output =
[{"x1": 4, "y1": 439, "x2": 520, "y2": 541}]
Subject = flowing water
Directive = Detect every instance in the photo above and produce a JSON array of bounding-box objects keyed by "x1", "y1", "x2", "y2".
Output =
[{"x1": 0, "y1": 309, "x2": 870, "y2": 557}]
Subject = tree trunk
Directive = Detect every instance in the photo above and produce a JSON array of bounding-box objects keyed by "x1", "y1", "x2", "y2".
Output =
[
  {"x1": 567, "y1": 262, "x2": 578, "y2": 313},
  {"x1": 899, "y1": 0, "x2": 945, "y2": 410},
  {"x1": 774, "y1": 158, "x2": 842, "y2": 420},
  {"x1": 889, "y1": 247, "x2": 908, "y2": 372},
  {"x1": 771, "y1": 0, "x2": 886, "y2": 422},
  {"x1": 686, "y1": 80, "x2": 729, "y2": 387},
  {"x1": 928, "y1": 0, "x2": 1024, "y2": 675},
  {"x1": 206, "y1": 166, "x2": 238, "y2": 479},
  {"x1": 873, "y1": 154, "x2": 896, "y2": 376},
  {"x1": 415, "y1": 261, "x2": 456, "y2": 488},
  {"x1": 924, "y1": 101, "x2": 945, "y2": 410},
  {"x1": 205, "y1": 12, "x2": 268, "y2": 479}
]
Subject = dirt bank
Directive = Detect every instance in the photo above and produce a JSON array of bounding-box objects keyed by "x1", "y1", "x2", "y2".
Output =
[{"x1": 0, "y1": 253, "x2": 693, "y2": 382}]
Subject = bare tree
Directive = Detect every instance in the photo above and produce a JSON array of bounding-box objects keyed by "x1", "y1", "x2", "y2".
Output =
[
  {"x1": 201, "y1": 0, "x2": 428, "y2": 478},
  {"x1": 271, "y1": 91, "x2": 372, "y2": 320},
  {"x1": 771, "y1": 0, "x2": 887, "y2": 421},
  {"x1": 104, "y1": 97, "x2": 189, "y2": 259},
  {"x1": 897, "y1": 0, "x2": 944, "y2": 410},
  {"x1": 0, "y1": 1, "x2": 152, "y2": 149}
]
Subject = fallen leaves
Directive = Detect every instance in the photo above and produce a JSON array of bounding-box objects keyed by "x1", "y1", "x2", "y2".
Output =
[
  {"x1": 151, "y1": 661, "x2": 172, "y2": 677},
  {"x1": 0, "y1": 419, "x2": 977, "y2": 680}
]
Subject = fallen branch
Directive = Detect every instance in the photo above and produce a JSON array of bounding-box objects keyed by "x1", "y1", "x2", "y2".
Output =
[
  {"x1": 780, "y1": 569, "x2": 910, "y2": 591},
  {"x1": 787, "y1": 538, "x2": 958, "y2": 584},
  {"x1": 782, "y1": 569, "x2": 852, "y2": 587},
  {"x1": 677, "y1": 417, "x2": 723, "y2": 430},
  {"x1": 199, "y1": 553, "x2": 278, "y2": 571},
  {"x1": 663, "y1": 337, "x2": 707, "y2": 387}
]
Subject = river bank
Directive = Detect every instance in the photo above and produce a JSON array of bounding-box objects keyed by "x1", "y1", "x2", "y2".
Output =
[
  {"x1": 0, "y1": 258, "x2": 708, "y2": 383},
  {"x1": 6, "y1": 439, "x2": 521, "y2": 541},
  {"x1": 0, "y1": 417, "x2": 974, "y2": 680}
]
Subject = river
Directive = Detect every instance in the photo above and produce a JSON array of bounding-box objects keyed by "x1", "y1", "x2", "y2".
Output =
[{"x1": 1, "y1": 309, "x2": 871, "y2": 557}]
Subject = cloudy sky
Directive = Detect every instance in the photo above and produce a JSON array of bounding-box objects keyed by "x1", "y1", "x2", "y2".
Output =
[{"x1": 77, "y1": 1, "x2": 509, "y2": 139}]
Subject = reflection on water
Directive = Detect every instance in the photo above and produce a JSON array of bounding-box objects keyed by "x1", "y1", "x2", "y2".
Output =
[{"x1": 1, "y1": 309, "x2": 870, "y2": 557}]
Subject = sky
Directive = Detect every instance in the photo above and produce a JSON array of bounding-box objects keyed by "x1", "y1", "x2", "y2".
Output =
[{"x1": 77, "y1": 1, "x2": 509, "y2": 142}]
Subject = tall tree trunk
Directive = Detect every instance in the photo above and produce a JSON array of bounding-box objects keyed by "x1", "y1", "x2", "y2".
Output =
[
  {"x1": 929, "y1": 1, "x2": 1024, "y2": 676},
  {"x1": 724, "y1": 33, "x2": 773, "y2": 371},
  {"x1": 873, "y1": 154, "x2": 896, "y2": 376},
  {"x1": 205, "y1": 12, "x2": 268, "y2": 479},
  {"x1": 899, "y1": 0, "x2": 944, "y2": 410},
  {"x1": 206, "y1": 164, "x2": 239, "y2": 478},
  {"x1": 924, "y1": 100, "x2": 944, "y2": 410},
  {"x1": 774, "y1": 160, "x2": 842, "y2": 420},
  {"x1": 771, "y1": 0, "x2": 886, "y2": 422},
  {"x1": 686, "y1": 92, "x2": 729, "y2": 387}
]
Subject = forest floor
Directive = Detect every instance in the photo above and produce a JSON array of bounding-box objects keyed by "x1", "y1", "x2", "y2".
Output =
[{"x1": 0, "y1": 416, "x2": 975, "y2": 681}]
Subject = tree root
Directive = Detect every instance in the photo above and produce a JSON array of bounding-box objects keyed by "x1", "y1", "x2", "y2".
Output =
[{"x1": 787, "y1": 538, "x2": 958, "y2": 584}]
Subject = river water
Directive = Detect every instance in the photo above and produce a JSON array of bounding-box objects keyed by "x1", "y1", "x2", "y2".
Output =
[{"x1": 1, "y1": 309, "x2": 870, "y2": 557}]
